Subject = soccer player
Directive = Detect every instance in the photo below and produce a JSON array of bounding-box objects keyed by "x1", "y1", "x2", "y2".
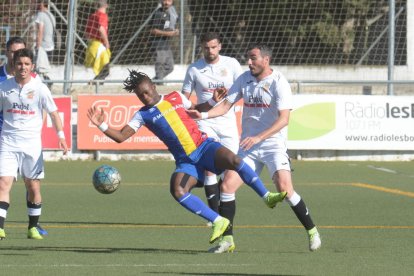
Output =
[
  {"x1": 0, "y1": 37, "x2": 48, "y2": 236},
  {"x1": 0, "y1": 48, "x2": 68, "y2": 240},
  {"x1": 182, "y1": 32, "x2": 242, "y2": 226},
  {"x1": 87, "y1": 70, "x2": 287, "y2": 246},
  {"x1": 189, "y1": 43, "x2": 322, "y2": 252}
]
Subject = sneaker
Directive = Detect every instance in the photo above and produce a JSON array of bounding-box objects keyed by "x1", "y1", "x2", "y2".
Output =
[
  {"x1": 28, "y1": 227, "x2": 43, "y2": 240},
  {"x1": 36, "y1": 223, "x2": 48, "y2": 236},
  {"x1": 208, "y1": 235, "x2": 235, "y2": 253},
  {"x1": 264, "y1": 191, "x2": 287, "y2": 208},
  {"x1": 206, "y1": 221, "x2": 213, "y2": 227},
  {"x1": 0, "y1": 228, "x2": 5, "y2": 240},
  {"x1": 209, "y1": 217, "x2": 230, "y2": 244},
  {"x1": 308, "y1": 227, "x2": 321, "y2": 251}
]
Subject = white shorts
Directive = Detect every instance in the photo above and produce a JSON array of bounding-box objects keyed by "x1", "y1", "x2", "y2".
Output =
[
  {"x1": 238, "y1": 140, "x2": 291, "y2": 179},
  {"x1": 0, "y1": 150, "x2": 45, "y2": 179},
  {"x1": 198, "y1": 123, "x2": 239, "y2": 154}
]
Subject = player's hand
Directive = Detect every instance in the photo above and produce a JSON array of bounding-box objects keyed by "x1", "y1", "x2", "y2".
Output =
[
  {"x1": 186, "y1": 109, "x2": 202, "y2": 120},
  {"x1": 240, "y1": 136, "x2": 262, "y2": 151},
  {"x1": 87, "y1": 106, "x2": 105, "y2": 126},
  {"x1": 213, "y1": 87, "x2": 227, "y2": 102},
  {"x1": 59, "y1": 139, "x2": 69, "y2": 155}
]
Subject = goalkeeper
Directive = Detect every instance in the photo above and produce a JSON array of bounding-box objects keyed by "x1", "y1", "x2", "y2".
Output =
[{"x1": 87, "y1": 70, "x2": 287, "y2": 246}]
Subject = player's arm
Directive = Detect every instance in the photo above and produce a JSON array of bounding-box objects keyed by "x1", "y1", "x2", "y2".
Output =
[
  {"x1": 49, "y1": 110, "x2": 69, "y2": 154},
  {"x1": 240, "y1": 109, "x2": 290, "y2": 151},
  {"x1": 188, "y1": 98, "x2": 233, "y2": 120},
  {"x1": 98, "y1": 25, "x2": 110, "y2": 49},
  {"x1": 195, "y1": 87, "x2": 228, "y2": 112},
  {"x1": 87, "y1": 106, "x2": 135, "y2": 143}
]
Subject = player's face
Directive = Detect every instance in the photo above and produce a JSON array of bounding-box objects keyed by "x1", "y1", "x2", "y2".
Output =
[
  {"x1": 134, "y1": 80, "x2": 162, "y2": 106},
  {"x1": 247, "y1": 48, "x2": 270, "y2": 78},
  {"x1": 7, "y1": 43, "x2": 25, "y2": 66},
  {"x1": 14, "y1": 56, "x2": 34, "y2": 81},
  {"x1": 202, "y1": 39, "x2": 221, "y2": 63}
]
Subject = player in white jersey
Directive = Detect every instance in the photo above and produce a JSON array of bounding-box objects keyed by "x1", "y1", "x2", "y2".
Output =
[
  {"x1": 0, "y1": 48, "x2": 68, "y2": 240},
  {"x1": 0, "y1": 37, "x2": 49, "y2": 236},
  {"x1": 182, "y1": 32, "x2": 242, "y2": 233},
  {"x1": 190, "y1": 43, "x2": 321, "y2": 253}
]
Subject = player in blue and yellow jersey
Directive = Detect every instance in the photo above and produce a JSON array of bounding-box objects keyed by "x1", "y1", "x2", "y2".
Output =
[{"x1": 87, "y1": 70, "x2": 287, "y2": 246}]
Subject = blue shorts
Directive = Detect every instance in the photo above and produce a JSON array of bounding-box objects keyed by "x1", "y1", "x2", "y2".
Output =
[{"x1": 175, "y1": 138, "x2": 224, "y2": 183}]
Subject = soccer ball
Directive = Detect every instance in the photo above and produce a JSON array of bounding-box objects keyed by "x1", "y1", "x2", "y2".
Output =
[{"x1": 92, "y1": 165, "x2": 121, "y2": 194}]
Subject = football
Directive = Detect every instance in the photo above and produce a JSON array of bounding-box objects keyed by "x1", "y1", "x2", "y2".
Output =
[{"x1": 92, "y1": 165, "x2": 121, "y2": 194}]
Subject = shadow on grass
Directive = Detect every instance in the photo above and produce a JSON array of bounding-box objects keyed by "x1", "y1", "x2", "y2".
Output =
[
  {"x1": 0, "y1": 245, "x2": 203, "y2": 255},
  {"x1": 148, "y1": 273, "x2": 300, "y2": 276}
]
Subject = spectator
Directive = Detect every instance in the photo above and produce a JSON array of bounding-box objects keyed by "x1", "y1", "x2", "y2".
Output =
[
  {"x1": 35, "y1": 0, "x2": 56, "y2": 88},
  {"x1": 150, "y1": 0, "x2": 179, "y2": 83},
  {"x1": 85, "y1": 0, "x2": 111, "y2": 80}
]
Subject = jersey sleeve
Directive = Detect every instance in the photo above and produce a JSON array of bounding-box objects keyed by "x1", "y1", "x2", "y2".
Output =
[
  {"x1": 127, "y1": 111, "x2": 144, "y2": 132},
  {"x1": 226, "y1": 72, "x2": 245, "y2": 104},
  {"x1": 178, "y1": 91, "x2": 193, "y2": 109},
  {"x1": 231, "y1": 58, "x2": 243, "y2": 80},
  {"x1": 181, "y1": 66, "x2": 195, "y2": 94},
  {"x1": 41, "y1": 84, "x2": 58, "y2": 113},
  {"x1": 275, "y1": 73, "x2": 293, "y2": 110}
]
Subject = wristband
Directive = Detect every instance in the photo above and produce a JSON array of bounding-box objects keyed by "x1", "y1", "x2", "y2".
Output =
[
  {"x1": 201, "y1": 112, "x2": 209, "y2": 119},
  {"x1": 98, "y1": 122, "x2": 109, "y2": 132},
  {"x1": 57, "y1": 130, "x2": 65, "y2": 139},
  {"x1": 207, "y1": 98, "x2": 217, "y2": 106}
]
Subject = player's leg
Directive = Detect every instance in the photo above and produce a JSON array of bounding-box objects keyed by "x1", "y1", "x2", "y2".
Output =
[
  {"x1": 269, "y1": 152, "x2": 321, "y2": 251},
  {"x1": 208, "y1": 171, "x2": 242, "y2": 253},
  {"x1": 170, "y1": 167, "x2": 229, "y2": 243},
  {"x1": 203, "y1": 171, "x2": 219, "y2": 213},
  {"x1": 24, "y1": 178, "x2": 43, "y2": 240},
  {"x1": 213, "y1": 145, "x2": 286, "y2": 204},
  {"x1": 22, "y1": 150, "x2": 45, "y2": 240},
  {"x1": 0, "y1": 151, "x2": 19, "y2": 240},
  {"x1": 0, "y1": 176, "x2": 14, "y2": 240},
  {"x1": 25, "y1": 191, "x2": 47, "y2": 235},
  {"x1": 199, "y1": 126, "x2": 222, "y2": 214}
]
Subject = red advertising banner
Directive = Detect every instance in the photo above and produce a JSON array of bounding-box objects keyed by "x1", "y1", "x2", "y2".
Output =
[
  {"x1": 42, "y1": 96, "x2": 72, "y2": 149},
  {"x1": 77, "y1": 94, "x2": 243, "y2": 150}
]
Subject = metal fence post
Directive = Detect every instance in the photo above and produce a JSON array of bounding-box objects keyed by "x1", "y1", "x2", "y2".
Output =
[
  {"x1": 388, "y1": 0, "x2": 395, "y2": 96},
  {"x1": 63, "y1": 0, "x2": 76, "y2": 95}
]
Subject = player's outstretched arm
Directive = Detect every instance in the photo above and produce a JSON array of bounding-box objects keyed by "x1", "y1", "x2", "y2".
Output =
[{"x1": 87, "y1": 106, "x2": 135, "y2": 143}]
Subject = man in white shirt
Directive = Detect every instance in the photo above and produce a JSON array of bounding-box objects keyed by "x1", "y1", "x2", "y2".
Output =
[
  {"x1": 182, "y1": 32, "x2": 242, "y2": 251},
  {"x1": 190, "y1": 43, "x2": 322, "y2": 253},
  {"x1": 0, "y1": 48, "x2": 68, "y2": 240},
  {"x1": 0, "y1": 37, "x2": 49, "y2": 236}
]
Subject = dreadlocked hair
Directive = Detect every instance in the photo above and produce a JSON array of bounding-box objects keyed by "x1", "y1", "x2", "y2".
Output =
[{"x1": 123, "y1": 69, "x2": 152, "y2": 93}]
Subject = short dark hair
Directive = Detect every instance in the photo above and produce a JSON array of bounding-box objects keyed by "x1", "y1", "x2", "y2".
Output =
[
  {"x1": 200, "y1": 32, "x2": 222, "y2": 44},
  {"x1": 13, "y1": 48, "x2": 34, "y2": 64},
  {"x1": 6, "y1": 37, "x2": 26, "y2": 51},
  {"x1": 247, "y1": 43, "x2": 273, "y2": 61},
  {"x1": 123, "y1": 69, "x2": 152, "y2": 93}
]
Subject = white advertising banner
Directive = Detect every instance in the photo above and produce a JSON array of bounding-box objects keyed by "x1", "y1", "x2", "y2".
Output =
[{"x1": 287, "y1": 94, "x2": 414, "y2": 150}]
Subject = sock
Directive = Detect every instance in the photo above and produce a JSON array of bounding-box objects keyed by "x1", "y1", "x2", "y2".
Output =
[
  {"x1": 27, "y1": 201, "x2": 42, "y2": 229},
  {"x1": 286, "y1": 192, "x2": 315, "y2": 231},
  {"x1": 219, "y1": 193, "x2": 236, "y2": 236},
  {"x1": 204, "y1": 175, "x2": 219, "y2": 212},
  {"x1": 178, "y1": 193, "x2": 219, "y2": 222},
  {"x1": 236, "y1": 160, "x2": 268, "y2": 197},
  {"x1": 0, "y1": 201, "x2": 10, "y2": 229}
]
